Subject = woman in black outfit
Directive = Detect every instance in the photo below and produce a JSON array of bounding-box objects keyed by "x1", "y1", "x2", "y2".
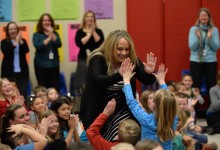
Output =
[
  {"x1": 74, "y1": 10, "x2": 104, "y2": 95},
  {"x1": 1, "y1": 22, "x2": 29, "y2": 100},
  {"x1": 81, "y1": 29, "x2": 157, "y2": 141}
]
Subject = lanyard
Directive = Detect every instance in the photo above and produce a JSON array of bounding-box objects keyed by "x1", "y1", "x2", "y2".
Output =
[{"x1": 202, "y1": 31, "x2": 208, "y2": 49}]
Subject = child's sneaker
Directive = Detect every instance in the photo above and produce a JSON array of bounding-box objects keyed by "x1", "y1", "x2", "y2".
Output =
[{"x1": 206, "y1": 127, "x2": 215, "y2": 135}]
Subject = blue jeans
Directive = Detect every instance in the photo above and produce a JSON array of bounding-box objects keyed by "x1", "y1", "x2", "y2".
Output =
[{"x1": 186, "y1": 128, "x2": 207, "y2": 144}]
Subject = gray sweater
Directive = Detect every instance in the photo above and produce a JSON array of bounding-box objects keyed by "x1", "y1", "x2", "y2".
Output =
[{"x1": 208, "y1": 85, "x2": 220, "y2": 112}]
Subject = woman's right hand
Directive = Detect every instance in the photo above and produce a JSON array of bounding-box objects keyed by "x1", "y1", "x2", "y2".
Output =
[{"x1": 195, "y1": 28, "x2": 201, "y2": 38}]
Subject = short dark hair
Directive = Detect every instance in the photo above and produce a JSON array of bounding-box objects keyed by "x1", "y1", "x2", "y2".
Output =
[{"x1": 0, "y1": 128, "x2": 22, "y2": 149}]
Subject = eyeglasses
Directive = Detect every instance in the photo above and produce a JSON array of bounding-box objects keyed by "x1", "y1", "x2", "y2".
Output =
[{"x1": 43, "y1": 19, "x2": 51, "y2": 22}]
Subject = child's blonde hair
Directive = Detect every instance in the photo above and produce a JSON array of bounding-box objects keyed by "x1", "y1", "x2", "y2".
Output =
[
  {"x1": 135, "y1": 139, "x2": 162, "y2": 150},
  {"x1": 140, "y1": 90, "x2": 154, "y2": 113},
  {"x1": 118, "y1": 119, "x2": 140, "y2": 145},
  {"x1": 0, "y1": 78, "x2": 16, "y2": 99},
  {"x1": 154, "y1": 89, "x2": 177, "y2": 142},
  {"x1": 111, "y1": 143, "x2": 135, "y2": 150},
  {"x1": 33, "y1": 85, "x2": 47, "y2": 95},
  {"x1": 38, "y1": 110, "x2": 60, "y2": 143},
  {"x1": 177, "y1": 110, "x2": 188, "y2": 131}
]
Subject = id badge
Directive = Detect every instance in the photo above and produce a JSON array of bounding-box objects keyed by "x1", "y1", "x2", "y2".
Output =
[
  {"x1": 49, "y1": 51, "x2": 54, "y2": 59},
  {"x1": 202, "y1": 49, "x2": 206, "y2": 56}
]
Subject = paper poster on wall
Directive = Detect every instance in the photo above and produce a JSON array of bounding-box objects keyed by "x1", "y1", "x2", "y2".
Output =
[
  {"x1": 51, "y1": 0, "x2": 79, "y2": 20},
  {"x1": 17, "y1": 0, "x2": 46, "y2": 21},
  {"x1": 68, "y1": 24, "x2": 80, "y2": 61},
  {"x1": 85, "y1": 0, "x2": 113, "y2": 19},
  {"x1": 0, "y1": 25, "x2": 30, "y2": 63},
  {"x1": 0, "y1": 0, "x2": 12, "y2": 22},
  {"x1": 55, "y1": 24, "x2": 64, "y2": 62}
]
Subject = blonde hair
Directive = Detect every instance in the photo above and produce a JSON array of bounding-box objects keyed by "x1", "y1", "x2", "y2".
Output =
[
  {"x1": 195, "y1": 8, "x2": 214, "y2": 27},
  {"x1": 33, "y1": 85, "x2": 47, "y2": 95},
  {"x1": 118, "y1": 119, "x2": 140, "y2": 145},
  {"x1": 0, "y1": 78, "x2": 16, "y2": 99},
  {"x1": 38, "y1": 110, "x2": 60, "y2": 143},
  {"x1": 135, "y1": 139, "x2": 162, "y2": 150},
  {"x1": 140, "y1": 90, "x2": 154, "y2": 113},
  {"x1": 177, "y1": 110, "x2": 187, "y2": 131},
  {"x1": 175, "y1": 82, "x2": 186, "y2": 92},
  {"x1": 111, "y1": 143, "x2": 135, "y2": 150},
  {"x1": 154, "y1": 89, "x2": 177, "y2": 142},
  {"x1": 88, "y1": 29, "x2": 138, "y2": 75},
  {"x1": 80, "y1": 10, "x2": 97, "y2": 29}
]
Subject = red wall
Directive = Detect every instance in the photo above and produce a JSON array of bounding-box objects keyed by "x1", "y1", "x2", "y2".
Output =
[{"x1": 127, "y1": 0, "x2": 220, "y2": 91}]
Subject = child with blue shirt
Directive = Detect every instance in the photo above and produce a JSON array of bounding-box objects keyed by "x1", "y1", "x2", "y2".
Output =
[{"x1": 121, "y1": 58, "x2": 178, "y2": 150}]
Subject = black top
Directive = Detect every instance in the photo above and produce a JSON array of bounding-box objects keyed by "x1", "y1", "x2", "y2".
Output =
[
  {"x1": 75, "y1": 28, "x2": 104, "y2": 60},
  {"x1": 80, "y1": 55, "x2": 156, "y2": 129},
  {"x1": 1, "y1": 38, "x2": 29, "y2": 78}
]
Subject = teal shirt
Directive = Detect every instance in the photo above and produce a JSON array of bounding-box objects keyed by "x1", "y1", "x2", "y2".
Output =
[
  {"x1": 33, "y1": 32, "x2": 62, "y2": 68},
  {"x1": 188, "y1": 26, "x2": 220, "y2": 62}
]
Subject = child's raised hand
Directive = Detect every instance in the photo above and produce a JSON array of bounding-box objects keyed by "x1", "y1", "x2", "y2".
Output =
[
  {"x1": 15, "y1": 95, "x2": 25, "y2": 106},
  {"x1": 143, "y1": 52, "x2": 157, "y2": 74},
  {"x1": 152, "y1": 63, "x2": 168, "y2": 85},
  {"x1": 38, "y1": 117, "x2": 50, "y2": 136},
  {"x1": 192, "y1": 88, "x2": 200, "y2": 97},
  {"x1": 68, "y1": 114, "x2": 79, "y2": 130},
  {"x1": 103, "y1": 99, "x2": 116, "y2": 116},
  {"x1": 120, "y1": 58, "x2": 135, "y2": 84},
  {"x1": 186, "y1": 117, "x2": 195, "y2": 126},
  {"x1": 191, "y1": 97, "x2": 198, "y2": 106}
]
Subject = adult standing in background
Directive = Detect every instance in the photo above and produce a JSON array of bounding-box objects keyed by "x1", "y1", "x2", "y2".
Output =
[
  {"x1": 74, "y1": 10, "x2": 104, "y2": 95},
  {"x1": 1, "y1": 21, "x2": 29, "y2": 100},
  {"x1": 33, "y1": 13, "x2": 62, "y2": 92},
  {"x1": 81, "y1": 29, "x2": 156, "y2": 141},
  {"x1": 188, "y1": 8, "x2": 220, "y2": 94}
]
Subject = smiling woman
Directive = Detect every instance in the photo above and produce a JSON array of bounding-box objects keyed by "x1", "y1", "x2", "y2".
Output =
[
  {"x1": 188, "y1": 8, "x2": 220, "y2": 97},
  {"x1": 81, "y1": 29, "x2": 157, "y2": 141},
  {"x1": 0, "y1": 22, "x2": 29, "y2": 101},
  {"x1": 33, "y1": 13, "x2": 62, "y2": 92},
  {"x1": 0, "y1": 104, "x2": 30, "y2": 134}
]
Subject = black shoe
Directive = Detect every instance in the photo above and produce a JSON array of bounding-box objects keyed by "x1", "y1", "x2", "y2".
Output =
[
  {"x1": 200, "y1": 126, "x2": 207, "y2": 133},
  {"x1": 206, "y1": 127, "x2": 215, "y2": 135}
]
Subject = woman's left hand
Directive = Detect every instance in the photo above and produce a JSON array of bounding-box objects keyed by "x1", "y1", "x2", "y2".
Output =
[
  {"x1": 143, "y1": 52, "x2": 157, "y2": 74},
  {"x1": 207, "y1": 27, "x2": 213, "y2": 39}
]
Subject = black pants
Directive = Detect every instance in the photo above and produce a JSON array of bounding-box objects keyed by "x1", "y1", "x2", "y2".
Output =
[
  {"x1": 207, "y1": 112, "x2": 220, "y2": 133},
  {"x1": 190, "y1": 61, "x2": 217, "y2": 93},
  {"x1": 34, "y1": 64, "x2": 60, "y2": 92},
  {"x1": 13, "y1": 73, "x2": 28, "y2": 102}
]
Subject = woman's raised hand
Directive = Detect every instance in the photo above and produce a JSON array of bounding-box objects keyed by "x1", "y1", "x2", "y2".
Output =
[{"x1": 143, "y1": 52, "x2": 157, "y2": 74}]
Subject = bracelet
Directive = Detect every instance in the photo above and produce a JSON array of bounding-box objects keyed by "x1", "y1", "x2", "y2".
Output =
[{"x1": 87, "y1": 32, "x2": 91, "y2": 36}]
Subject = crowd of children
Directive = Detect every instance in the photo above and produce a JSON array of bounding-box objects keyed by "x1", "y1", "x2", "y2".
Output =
[{"x1": 0, "y1": 53, "x2": 220, "y2": 150}]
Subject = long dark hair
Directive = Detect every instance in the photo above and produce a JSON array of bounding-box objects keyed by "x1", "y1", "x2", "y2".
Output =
[
  {"x1": 36, "y1": 13, "x2": 55, "y2": 33},
  {"x1": 50, "y1": 97, "x2": 71, "y2": 137},
  {"x1": 0, "y1": 104, "x2": 23, "y2": 134}
]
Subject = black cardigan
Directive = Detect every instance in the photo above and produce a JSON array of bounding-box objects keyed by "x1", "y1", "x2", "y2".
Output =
[
  {"x1": 80, "y1": 55, "x2": 156, "y2": 129},
  {"x1": 1, "y1": 38, "x2": 29, "y2": 78}
]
